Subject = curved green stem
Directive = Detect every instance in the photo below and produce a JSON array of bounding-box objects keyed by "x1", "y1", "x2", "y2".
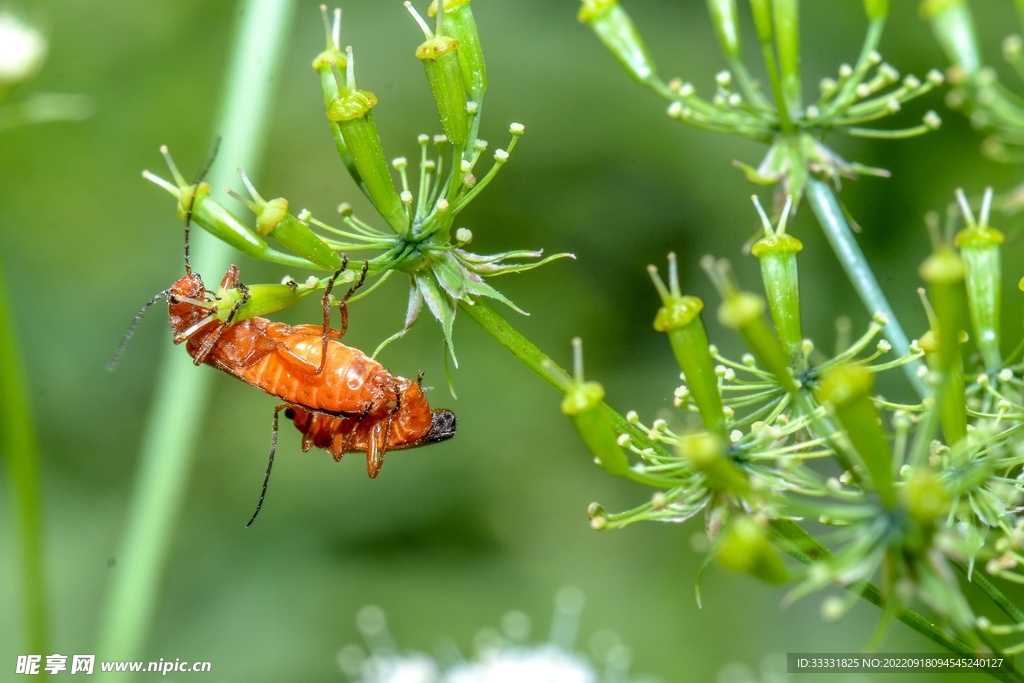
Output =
[
  {"x1": 97, "y1": 0, "x2": 298, "y2": 668},
  {"x1": 806, "y1": 179, "x2": 929, "y2": 399},
  {"x1": 0, "y1": 254, "x2": 47, "y2": 653}
]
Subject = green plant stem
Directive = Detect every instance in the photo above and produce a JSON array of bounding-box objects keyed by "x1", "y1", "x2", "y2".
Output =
[
  {"x1": 952, "y1": 560, "x2": 1024, "y2": 624},
  {"x1": 0, "y1": 254, "x2": 47, "y2": 653},
  {"x1": 806, "y1": 178, "x2": 929, "y2": 399},
  {"x1": 461, "y1": 299, "x2": 1014, "y2": 673},
  {"x1": 97, "y1": 0, "x2": 297, "y2": 668}
]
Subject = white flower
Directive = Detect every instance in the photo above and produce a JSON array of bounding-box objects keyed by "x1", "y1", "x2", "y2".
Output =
[
  {"x1": 0, "y1": 12, "x2": 47, "y2": 86},
  {"x1": 443, "y1": 646, "x2": 596, "y2": 683},
  {"x1": 357, "y1": 653, "x2": 439, "y2": 683}
]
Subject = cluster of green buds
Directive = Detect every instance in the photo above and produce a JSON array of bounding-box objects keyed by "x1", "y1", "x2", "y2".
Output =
[
  {"x1": 925, "y1": 0, "x2": 1024, "y2": 166},
  {"x1": 579, "y1": 0, "x2": 942, "y2": 202},
  {"x1": 144, "y1": 3, "x2": 569, "y2": 369},
  {"x1": 559, "y1": 188, "x2": 1024, "y2": 648}
]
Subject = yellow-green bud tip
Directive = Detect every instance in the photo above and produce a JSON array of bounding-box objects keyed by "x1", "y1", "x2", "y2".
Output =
[
  {"x1": 578, "y1": 0, "x2": 617, "y2": 23},
  {"x1": 561, "y1": 381, "x2": 605, "y2": 416},
  {"x1": 816, "y1": 364, "x2": 874, "y2": 408}
]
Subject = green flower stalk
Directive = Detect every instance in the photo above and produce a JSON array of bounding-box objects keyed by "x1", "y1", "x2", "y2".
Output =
[
  {"x1": 918, "y1": 327, "x2": 967, "y2": 447},
  {"x1": 750, "y1": 195, "x2": 803, "y2": 370},
  {"x1": 955, "y1": 188, "x2": 1003, "y2": 372},
  {"x1": 920, "y1": 231, "x2": 967, "y2": 377},
  {"x1": 649, "y1": 253, "x2": 725, "y2": 437},
  {"x1": 702, "y1": 256, "x2": 797, "y2": 394},
  {"x1": 816, "y1": 365, "x2": 896, "y2": 507}
]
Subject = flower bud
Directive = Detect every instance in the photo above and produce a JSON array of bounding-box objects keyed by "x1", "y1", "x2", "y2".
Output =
[
  {"x1": 922, "y1": 0, "x2": 981, "y2": 75},
  {"x1": 409, "y1": 2, "x2": 470, "y2": 146},
  {"x1": 715, "y1": 517, "x2": 788, "y2": 585},
  {"x1": 561, "y1": 339, "x2": 630, "y2": 476},
  {"x1": 955, "y1": 189, "x2": 1003, "y2": 371},
  {"x1": 751, "y1": 196, "x2": 803, "y2": 369},
  {"x1": 230, "y1": 170, "x2": 343, "y2": 271},
  {"x1": 706, "y1": 0, "x2": 741, "y2": 58},
  {"x1": 717, "y1": 289, "x2": 797, "y2": 393},
  {"x1": 917, "y1": 330, "x2": 967, "y2": 446},
  {"x1": 650, "y1": 255, "x2": 726, "y2": 436},
  {"x1": 748, "y1": 0, "x2": 773, "y2": 44},
  {"x1": 863, "y1": 0, "x2": 889, "y2": 20},
  {"x1": 578, "y1": 0, "x2": 657, "y2": 86},
  {"x1": 816, "y1": 365, "x2": 896, "y2": 508},
  {"x1": 327, "y1": 55, "x2": 409, "y2": 234},
  {"x1": 919, "y1": 247, "x2": 967, "y2": 374},
  {"x1": 227, "y1": 281, "x2": 319, "y2": 323},
  {"x1": 428, "y1": 0, "x2": 487, "y2": 100}
]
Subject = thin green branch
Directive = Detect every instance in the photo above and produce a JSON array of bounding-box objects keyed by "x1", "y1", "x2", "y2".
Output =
[
  {"x1": 953, "y1": 560, "x2": 1024, "y2": 624},
  {"x1": 0, "y1": 254, "x2": 47, "y2": 653},
  {"x1": 806, "y1": 179, "x2": 929, "y2": 399},
  {"x1": 97, "y1": 0, "x2": 298, "y2": 667}
]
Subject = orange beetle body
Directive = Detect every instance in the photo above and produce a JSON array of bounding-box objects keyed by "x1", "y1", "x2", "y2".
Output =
[{"x1": 167, "y1": 266, "x2": 456, "y2": 477}]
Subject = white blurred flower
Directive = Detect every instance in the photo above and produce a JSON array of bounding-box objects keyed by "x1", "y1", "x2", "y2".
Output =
[
  {"x1": 443, "y1": 646, "x2": 596, "y2": 683},
  {"x1": 340, "y1": 591, "x2": 654, "y2": 683},
  {"x1": 357, "y1": 653, "x2": 439, "y2": 683},
  {"x1": 0, "y1": 12, "x2": 47, "y2": 86}
]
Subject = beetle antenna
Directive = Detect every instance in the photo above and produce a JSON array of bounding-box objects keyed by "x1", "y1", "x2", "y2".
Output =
[
  {"x1": 107, "y1": 289, "x2": 171, "y2": 371},
  {"x1": 183, "y1": 136, "x2": 222, "y2": 276},
  {"x1": 247, "y1": 405, "x2": 285, "y2": 527}
]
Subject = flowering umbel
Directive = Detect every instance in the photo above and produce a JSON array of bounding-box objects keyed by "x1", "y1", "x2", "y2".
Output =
[{"x1": 144, "y1": 3, "x2": 569, "y2": 372}]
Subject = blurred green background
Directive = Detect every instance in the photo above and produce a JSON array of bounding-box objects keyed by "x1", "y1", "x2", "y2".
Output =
[{"x1": 3, "y1": 0, "x2": 1024, "y2": 681}]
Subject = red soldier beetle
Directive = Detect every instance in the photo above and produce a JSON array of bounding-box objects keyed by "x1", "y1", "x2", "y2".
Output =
[{"x1": 112, "y1": 146, "x2": 457, "y2": 525}]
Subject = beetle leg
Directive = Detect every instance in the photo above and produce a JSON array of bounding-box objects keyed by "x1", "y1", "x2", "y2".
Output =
[
  {"x1": 246, "y1": 404, "x2": 286, "y2": 528},
  {"x1": 339, "y1": 260, "x2": 370, "y2": 338},
  {"x1": 366, "y1": 421, "x2": 386, "y2": 478},
  {"x1": 317, "y1": 256, "x2": 348, "y2": 374}
]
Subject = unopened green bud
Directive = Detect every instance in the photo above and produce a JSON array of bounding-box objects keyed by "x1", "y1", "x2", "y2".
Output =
[
  {"x1": 955, "y1": 189, "x2": 1003, "y2": 371},
  {"x1": 650, "y1": 255, "x2": 725, "y2": 436},
  {"x1": 816, "y1": 365, "x2": 896, "y2": 507},
  {"x1": 716, "y1": 517, "x2": 788, "y2": 585},
  {"x1": 230, "y1": 171, "x2": 343, "y2": 271},
  {"x1": 228, "y1": 281, "x2": 319, "y2": 323},
  {"x1": 579, "y1": 0, "x2": 657, "y2": 86},
  {"x1": 704, "y1": 256, "x2": 796, "y2": 393},
  {"x1": 749, "y1": 0, "x2": 773, "y2": 43},
  {"x1": 772, "y1": 0, "x2": 802, "y2": 112},
  {"x1": 409, "y1": 2, "x2": 470, "y2": 147},
  {"x1": 751, "y1": 196, "x2": 803, "y2": 369},
  {"x1": 864, "y1": 0, "x2": 889, "y2": 20},
  {"x1": 920, "y1": 247, "x2": 967, "y2": 374},
  {"x1": 902, "y1": 470, "x2": 950, "y2": 524},
  {"x1": 923, "y1": 0, "x2": 980, "y2": 75},
  {"x1": 326, "y1": 59, "x2": 408, "y2": 234},
  {"x1": 561, "y1": 339, "x2": 630, "y2": 476},
  {"x1": 918, "y1": 330, "x2": 967, "y2": 446},
  {"x1": 707, "y1": 0, "x2": 741, "y2": 58},
  {"x1": 428, "y1": 0, "x2": 487, "y2": 100}
]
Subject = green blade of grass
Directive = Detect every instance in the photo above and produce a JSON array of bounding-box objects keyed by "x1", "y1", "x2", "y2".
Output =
[
  {"x1": 0, "y1": 254, "x2": 48, "y2": 654},
  {"x1": 97, "y1": 0, "x2": 298, "y2": 668}
]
